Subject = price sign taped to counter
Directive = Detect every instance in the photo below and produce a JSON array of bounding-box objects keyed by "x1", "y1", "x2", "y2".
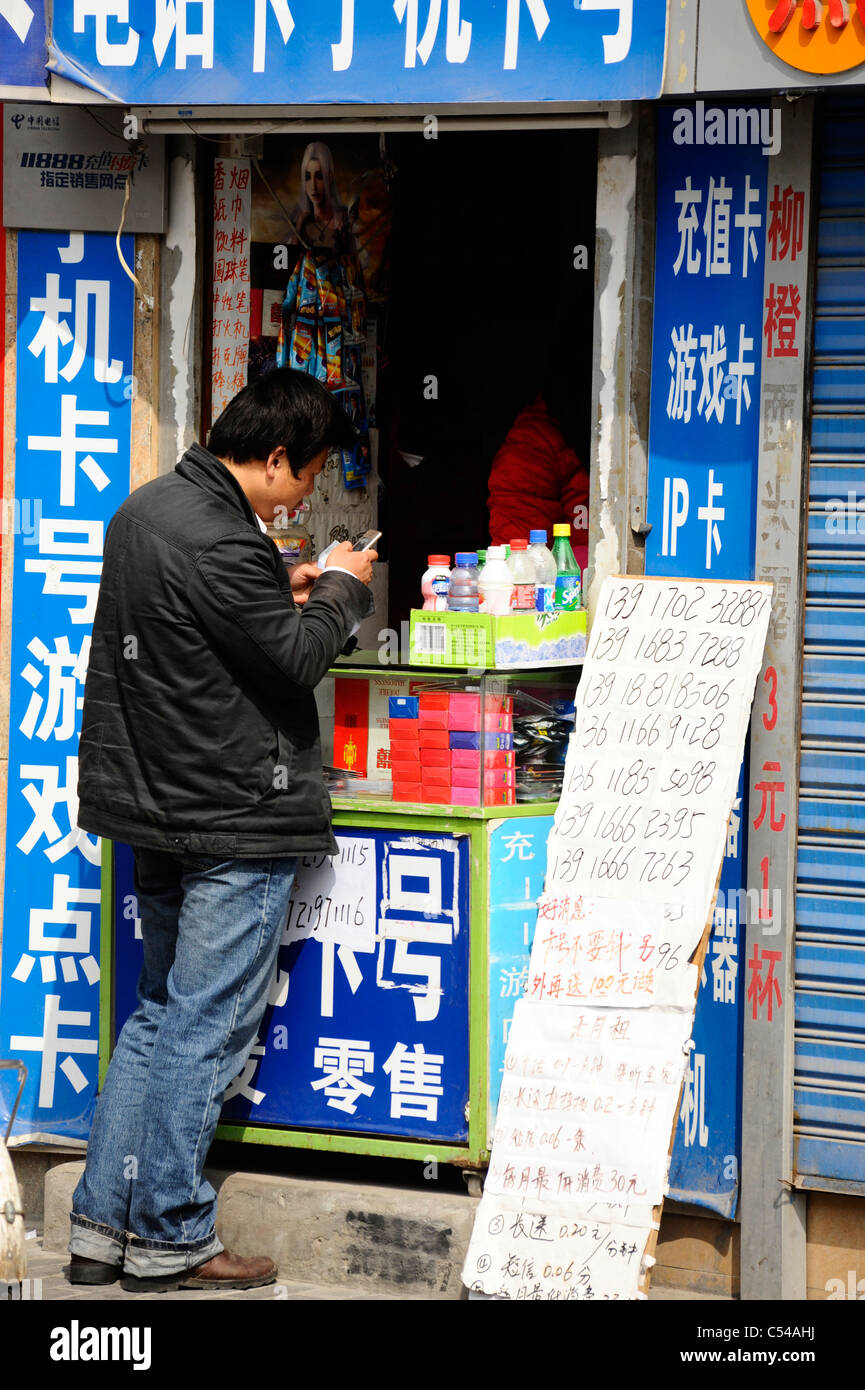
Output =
[
  {"x1": 284, "y1": 837, "x2": 376, "y2": 951},
  {"x1": 463, "y1": 578, "x2": 772, "y2": 1300}
]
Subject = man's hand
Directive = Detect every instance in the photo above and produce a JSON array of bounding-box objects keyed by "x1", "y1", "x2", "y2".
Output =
[
  {"x1": 325, "y1": 541, "x2": 378, "y2": 586},
  {"x1": 288, "y1": 561, "x2": 322, "y2": 606}
]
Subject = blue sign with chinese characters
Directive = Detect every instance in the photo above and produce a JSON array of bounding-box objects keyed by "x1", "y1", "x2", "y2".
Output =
[
  {"x1": 646, "y1": 105, "x2": 768, "y2": 1216},
  {"x1": 114, "y1": 830, "x2": 471, "y2": 1143},
  {"x1": 487, "y1": 816, "x2": 553, "y2": 1134},
  {"x1": 668, "y1": 762, "x2": 746, "y2": 1219},
  {"x1": 646, "y1": 104, "x2": 769, "y2": 581},
  {"x1": 0, "y1": 230, "x2": 133, "y2": 1141},
  {"x1": 49, "y1": 0, "x2": 668, "y2": 105},
  {"x1": 0, "y1": 0, "x2": 47, "y2": 91}
]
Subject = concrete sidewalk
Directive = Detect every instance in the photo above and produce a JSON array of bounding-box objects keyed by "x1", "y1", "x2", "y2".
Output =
[
  {"x1": 6, "y1": 1159, "x2": 732, "y2": 1302},
  {"x1": 15, "y1": 1233, "x2": 422, "y2": 1300}
]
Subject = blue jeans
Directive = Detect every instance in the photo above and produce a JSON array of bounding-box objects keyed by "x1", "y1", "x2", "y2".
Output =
[{"x1": 69, "y1": 848, "x2": 297, "y2": 1278}]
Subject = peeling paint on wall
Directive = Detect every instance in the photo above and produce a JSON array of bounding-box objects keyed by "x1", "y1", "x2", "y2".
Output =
[
  {"x1": 587, "y1": 152, "x2": 635, "y2": 625},
  {"x1": 163, "y1": 149, "x2": 197, "y2": 469}
]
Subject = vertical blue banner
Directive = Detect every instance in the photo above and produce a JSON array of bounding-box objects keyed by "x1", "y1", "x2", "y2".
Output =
[
  {"x1": 0, "y1": 1, "x2": 47, "y2": 91},
  {"x1": 645, "y1": 104, "x2": 771, "y2": 1212},
  {"x1": 646, "y1": 105, "x2": 769, "y2": 581},
  {"x1": 115, "y1": 830, "x2": 471, "y2": 1143},
  {"x1": 0, "y1": 230, "x2": 133, "y2": 1141},
  {"x1": 669, "y1": 763, "x2": 747, "y2": 1217},
  {"x1": 487, "y1": 816, "x2": 553, "y2": 1134}
]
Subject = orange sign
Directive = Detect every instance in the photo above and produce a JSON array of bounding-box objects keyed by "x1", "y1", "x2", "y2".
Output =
[{"x1": 746, "y1": 0, "x2": 865, "y2": 73}]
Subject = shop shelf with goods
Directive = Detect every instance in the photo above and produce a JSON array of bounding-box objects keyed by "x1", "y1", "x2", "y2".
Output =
[{"x1": 100, "y1": 653, "x2": 582, "y2": 1180}]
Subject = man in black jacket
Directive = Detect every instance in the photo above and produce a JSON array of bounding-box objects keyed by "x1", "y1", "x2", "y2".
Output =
[{"x1": 68, "y1": 369, "x2": 376, "y2": 1292}]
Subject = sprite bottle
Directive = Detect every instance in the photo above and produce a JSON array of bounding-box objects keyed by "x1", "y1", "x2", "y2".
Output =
[{"x1": 551, "y1": 523, "x2": 581, "y2": 611}]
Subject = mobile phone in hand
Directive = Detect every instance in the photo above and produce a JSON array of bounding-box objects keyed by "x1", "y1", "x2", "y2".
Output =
[{"x1": 353, "y1": 530, "x2": 382, "y2": 552}]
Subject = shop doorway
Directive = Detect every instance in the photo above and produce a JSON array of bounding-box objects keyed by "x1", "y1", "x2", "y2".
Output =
[
  {"x1": 384, "y1": 128, "x2": 597, "y2": 627},
  {"x1": 219, "y1": 125, "x2": 597, "y2": 634}
]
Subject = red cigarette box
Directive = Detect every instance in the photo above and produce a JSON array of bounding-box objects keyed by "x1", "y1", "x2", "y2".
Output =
[
  {"x1": 392, "y1": 781, "x2": 422, "y2": 802},
  {"x1": 419, "y1": 691, "x2": 450, "y2": 712},
  {"x1": 418, "y1": 709, "x2": 449, "y2": 730},
  {"x1": 484, "y1": 786, "x2": 516, "y2": 806},
  {"x1": 420, "y1": 748, "x2": 450, "y2": 768},
  {"x1": 419, "y1": 727, "x2": 450, "y2": 749},
  {"x1": 391, "y1": 754, "x2": 422, "y2": 778},
  {"x1": 389, "y1": 718, "x2": 419, "y2": 741}
]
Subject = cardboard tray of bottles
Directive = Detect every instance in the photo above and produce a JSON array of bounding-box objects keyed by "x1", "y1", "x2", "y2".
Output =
[{"x1": 409, "y1": 607, "x2": 587, "y2": 669}]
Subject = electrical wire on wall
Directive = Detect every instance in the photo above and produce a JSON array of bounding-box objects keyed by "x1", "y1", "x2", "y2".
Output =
[
  {"x1": 116, "y1": 170, "x2": 154, "y2": 311},
  {"x1": 82, "y1": 107, "x2": 154, "y2": 308}
]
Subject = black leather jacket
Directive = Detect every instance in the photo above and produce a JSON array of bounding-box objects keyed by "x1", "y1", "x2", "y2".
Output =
[{"x1": 77, "y1": 443, "x2": 372, "y2": 856}]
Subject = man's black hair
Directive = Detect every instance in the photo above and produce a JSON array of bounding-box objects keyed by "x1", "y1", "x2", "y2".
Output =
[{"x1": 208, "y1": 367, "x2": 356, "y2": 477}]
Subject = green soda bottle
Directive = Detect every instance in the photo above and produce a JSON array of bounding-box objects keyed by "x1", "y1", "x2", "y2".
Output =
[{"x1": 552, "y1": 523, "x2": 581, "y2": 611}]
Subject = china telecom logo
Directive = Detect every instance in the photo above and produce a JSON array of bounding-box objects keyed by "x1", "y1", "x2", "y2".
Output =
[{"x1": 747, "y1": 0, "x2": 865, "y2": 72}]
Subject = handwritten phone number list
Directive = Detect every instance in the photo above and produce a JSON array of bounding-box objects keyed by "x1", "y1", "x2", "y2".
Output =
[{"x1": 546, "y1": 580, "x2": 772, "y2": 901}]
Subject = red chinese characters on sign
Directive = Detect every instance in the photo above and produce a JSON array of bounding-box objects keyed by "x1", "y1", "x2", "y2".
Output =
[
  {"x1": 753, "y1": 759, "x2": 786, "y2": 832},
  {"x1": 764, "y1": 283, "x2": 801, "y2": 358},
  {"x1": 747, "y1": 945, "x2": 783, "y2": 1021},
  {"x1": 762, "y1": 666, "x2": 778, "y2": 731},
  {"x1": 768, "y1": 184, "x2": 805, "y2": 263},
  {"x1": 211, "y1": 158, "x2": 251, "y2": 417}
]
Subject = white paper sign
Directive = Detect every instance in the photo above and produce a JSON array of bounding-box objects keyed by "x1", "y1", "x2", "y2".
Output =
[
  {"x1": 464, "y1": 578, "x2": 772, "y2": 1299},
  {"x1": 464, "y1": 1190, "x2": 650, "y2": 1300},
  {"x1": 484, "y1": 998, "x2": 691, "y2": 1210},
  {"x1": 528, "y1": 895, "x2": 703, "y2": 1010},
  {"x1": 284, "y1": 837, "x2": 376, "y2": 951},
  {"x1": 545, "y1": 580, "x2": 772, "y2": 912}
]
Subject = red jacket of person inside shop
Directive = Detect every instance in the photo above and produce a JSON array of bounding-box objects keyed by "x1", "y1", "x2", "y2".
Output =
[{"x1": 488, "y1": 395, "x2": 589, "y2": 572}]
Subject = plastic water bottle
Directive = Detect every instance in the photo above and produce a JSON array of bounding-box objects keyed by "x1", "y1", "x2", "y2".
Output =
[
  {"x1": 552, "y1": 523, "x2": 582, "y2": 611},
  {"x1": 528, "y1": 529, "x2": 557, "y2": 612},
  {"x1": 508, "y1": 539, "x2": 537, "y2": 612},
  {"x1": 479, "y1": 545, "x2": 513, "y2": 615},
  {"x1": 447, "y1": 552, "x2": 480, "y2": 612},
  {"x1": 422, "y1": 555, "x2": 451, "y2": 611}
]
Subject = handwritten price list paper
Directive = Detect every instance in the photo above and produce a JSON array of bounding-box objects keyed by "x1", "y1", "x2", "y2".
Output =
[{"x1": 463, "y1": 578, "x2": 772, "y2": 1299}]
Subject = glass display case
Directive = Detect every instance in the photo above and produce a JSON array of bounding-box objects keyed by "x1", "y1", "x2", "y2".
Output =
[{"x1": 317, "y1": 662, "x2": 580, "y2": 813}]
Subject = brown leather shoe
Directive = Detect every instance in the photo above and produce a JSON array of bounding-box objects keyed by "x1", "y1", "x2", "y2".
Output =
[{"x1": 179, "y1": 1250, "x2": 277, "y2": 1290}]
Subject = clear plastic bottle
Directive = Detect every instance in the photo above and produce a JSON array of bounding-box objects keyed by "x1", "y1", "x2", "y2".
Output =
[
  {"x1": 508, "y1": 539, "x2": 536, "y2": 612},
  {"x1": 552, "y1": 523, "x2": 582, "y2": 611},
  {"x1": 528, "y1": 529, "x2": 557, "y2": 612},
  {"x1": 447, "y1": 552, "x2": 480, "y2": 612},
  {"x1": 479, "y1": 545, "x2": 513, "y2": 615},
  {"x1": 422, "y1": 555, "x2": 451, "y2": 611}
]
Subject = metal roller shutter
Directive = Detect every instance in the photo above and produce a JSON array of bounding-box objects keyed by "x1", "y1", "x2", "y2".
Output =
[{"x1": 796, "y1": 97, "x2": 865, "y2": 1190}]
